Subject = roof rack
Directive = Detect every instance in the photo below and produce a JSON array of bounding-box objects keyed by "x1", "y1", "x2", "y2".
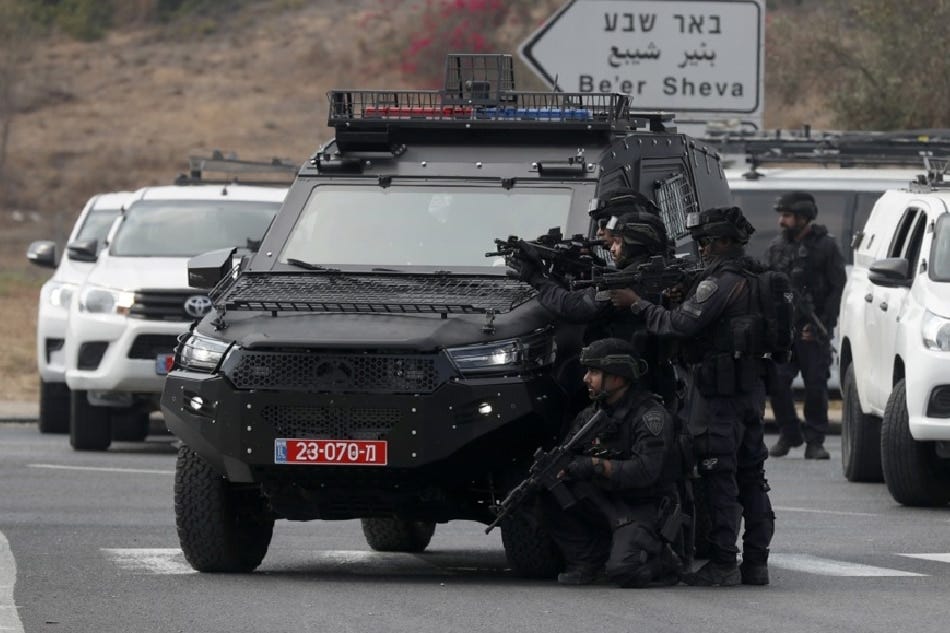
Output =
[
  {"x1": 174, "y1": 150, "x2": 299, "y2": 185},
  {"x1": 700, "y1": 127, "x2": 950, "y2": 174},
  {"x1": 325, "y1": 54, "x2": 675, "y2": 152}
]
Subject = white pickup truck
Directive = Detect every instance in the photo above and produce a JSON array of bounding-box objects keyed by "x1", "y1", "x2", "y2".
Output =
[{"x1": 837, "y1": 170, "x2": 950, "y2": 506}]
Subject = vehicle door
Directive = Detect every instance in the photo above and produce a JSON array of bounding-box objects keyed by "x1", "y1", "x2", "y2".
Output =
[{"x1": 867, "y1": 206, "x2": 928, "y2": 410}]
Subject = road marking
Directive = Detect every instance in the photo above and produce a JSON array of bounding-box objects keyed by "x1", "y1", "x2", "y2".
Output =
[
  {"x1": 773, "y1": 505, "x2": 879, "y2": 517},
  {"x1": 770, "y1": 553, "x2": 925, "y2": 577},
  {"x1": 29, "y1": 463, "x2": 174, "y2": 475},
  {"x1": 101, "y1": 549, "x2": 196, "y2": 575},
  {"x1": 0, "y1": 531, "x2": 25, "y2": 633},
  {"x1": 897, "y1": 553, "x2": 950, "y2": 564}
]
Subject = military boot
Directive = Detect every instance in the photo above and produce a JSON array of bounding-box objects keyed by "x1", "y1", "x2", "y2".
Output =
[
  {"x1": 557, "y1": 563, "x2": 603, "y2": 585},
  {"x1": 768, "y1": 435, "x2": 803, "y2": 457},
  {"x1": 804, "y1": 442, "x2": 830, "y2": 459},
  {"x1": 682, "y1": 560, "x2": 741, "y2": 587},
  {"x1": 739, "y1": 561, "x2": 770, "y2": 586}
]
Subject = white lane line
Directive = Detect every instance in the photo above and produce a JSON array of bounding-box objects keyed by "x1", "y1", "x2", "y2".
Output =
[
  {"x1": 770, "y1": 553, "x2": 926, "y2": 577},
  {"x1": 773, "y1": 505, "x2": 879, "y2": 517},
  {"x1": 898, "y1": 553, "x2": 950, "y2": 564},
  {"x1": 29, "y1": 463, "x2": 174, "y2": 475},
  {"x1": 0, "y1": 531, "x2": 25, "y2": 633},
  {"x1": 101, "y1": 549, "x2": 196, "y2": 575}
]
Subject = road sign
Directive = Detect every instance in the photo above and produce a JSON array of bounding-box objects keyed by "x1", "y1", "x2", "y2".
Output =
[{"x1": 520, "y1": 0, "x2": 765, "y2": 130}]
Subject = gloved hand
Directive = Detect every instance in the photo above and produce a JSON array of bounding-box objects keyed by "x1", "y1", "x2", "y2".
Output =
[
  {"x1": 564, "y1": 456, "x2": 596, "y2": 480},
  {"x1": 509, "y1": 254, "x2": 542, "y2": 283}
]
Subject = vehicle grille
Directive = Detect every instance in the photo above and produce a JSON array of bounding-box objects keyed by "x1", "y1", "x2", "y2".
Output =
[
  {"x1": 261, "y1": 405, "x2": 401, "y2": 440},
  {"x1": 128, "y1": 334, "x2": 180, "y2": 360},
  {"x1": 223, "y1": 350, "x2": 445, "y2": 393},
  {"x1": 128, "y1": 289, "x2": 209, "y2": 321}
]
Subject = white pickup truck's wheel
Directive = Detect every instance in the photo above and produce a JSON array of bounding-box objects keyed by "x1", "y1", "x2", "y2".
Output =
[
  {"x1": 881, "y1": 379, "x2": 950, "y2": 506},
  {"x1": 841, "y1": 365, "x2": 883, "y2": 482},
  {"x1": 69, "y1": 390, "x2": 111, "y2": 451},
  {"x1": 38, "y1": 380, "x2": 70, "y2": 434}
]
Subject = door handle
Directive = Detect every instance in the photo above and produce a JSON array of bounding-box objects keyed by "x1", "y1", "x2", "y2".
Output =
[
  {"x1": 864, "y1": 293, "x2": 873, "y2": 303},
  {"x1": 880, "y1": 301, "x2": 888, "y2": 312}
]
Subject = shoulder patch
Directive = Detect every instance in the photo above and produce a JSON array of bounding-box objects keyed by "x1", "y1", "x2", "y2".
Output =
[
  {"x1": 694, "y1": 279, "x2": 719, "y2": 303},
  {"x1": 642, "y1": 409, "x2": 666, "y2": 436}
]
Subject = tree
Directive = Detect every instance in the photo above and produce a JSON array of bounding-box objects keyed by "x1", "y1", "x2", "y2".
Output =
[{"x1": 768, "y1": 0, "x2": 950, "y2": 129}]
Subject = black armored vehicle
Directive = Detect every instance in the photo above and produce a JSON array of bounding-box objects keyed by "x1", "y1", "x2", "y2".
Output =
[{"x1": 162, "y1": 55, "x2": 733, "y2": 576}]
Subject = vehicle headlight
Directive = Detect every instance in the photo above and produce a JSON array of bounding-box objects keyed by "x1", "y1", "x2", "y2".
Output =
[
  {"x1": 178, "y1": 332, "x2": 232, "y2": 372},
  {"x1": 44, "y1": 281, "x2": 78, "y2": 308},
  {"x1": 77, "y1": 285, "x2": 135, "y2": 315},
  {"x1": 446, "y1": 330, "x2": 556, "y2": 376},
  {"x1": 922, "y1": 310, "x2": 950, "y2": 351}
]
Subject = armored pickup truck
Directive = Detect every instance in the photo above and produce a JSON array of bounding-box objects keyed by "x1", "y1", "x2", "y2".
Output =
[{"x1": 161, "y1": 54, "x2": 733, "y2": 576}]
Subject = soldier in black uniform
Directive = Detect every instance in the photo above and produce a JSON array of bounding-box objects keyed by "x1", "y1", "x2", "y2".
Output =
[
  {"x1": 610, "y1": 206, "x2": 775, "y2": 587},
  {"x1": 512, "y1": 189, "x2": 678, "y2": 408},
  {"x1": 765, "y1": 192, "x2": 847, "y2": 460},
  {"x1": 540, "y1": 338, "x2": 683, "y2": 587}
]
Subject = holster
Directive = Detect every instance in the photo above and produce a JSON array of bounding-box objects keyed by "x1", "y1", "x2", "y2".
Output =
[{"x1": 657, "y1": 496, "x2": 687, "y2": 543}]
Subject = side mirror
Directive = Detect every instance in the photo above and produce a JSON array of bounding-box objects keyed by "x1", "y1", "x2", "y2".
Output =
[
  {"x1": 188, "y1": 247, "x2": 237, "y2": 289},
  {"x1": 26, "y1": 241, "x2": 57, "y2": 268},
  {"x1": 66, "y1": 239, "x2": 98, "y2": 263},
  {"x1": 868, "y1": 257, "x2": 912, "y2": 288}
]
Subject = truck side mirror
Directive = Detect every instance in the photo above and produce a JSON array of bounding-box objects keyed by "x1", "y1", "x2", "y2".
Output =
[
  {"x1": 188, "y1": 247, "x2": 237, "y2": 289},
  {"x1": 66, "y1": 239, "x2": 99, "y2": 262},
  {"x1": 26, "y1": 240, "x2": 58, "y2": 268},
  {"x1": 868, "y1": 257, "x2": 912, "y2": 288}
]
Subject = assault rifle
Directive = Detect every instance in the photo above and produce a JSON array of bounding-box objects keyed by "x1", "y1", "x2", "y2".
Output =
[
  {"x1": 572, "y1": 255, "x2": 701, "y2": 299},
  {"x1": 485, "y1": 407, "x2": 687, "y2": 544},
  {"x1": 486, "y1": 227, "x2": 606, "y2": 285},
  {"x1": 798, "y1": 292, "x2": 831, "y2": 342},
  {"x1": 485, "y1": 409, "x2": 609, "y2": 534}
]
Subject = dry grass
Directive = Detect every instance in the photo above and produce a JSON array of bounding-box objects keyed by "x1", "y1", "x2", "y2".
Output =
[{"x1": 0, "y1": 1, "x2": 826, "y2": 400}]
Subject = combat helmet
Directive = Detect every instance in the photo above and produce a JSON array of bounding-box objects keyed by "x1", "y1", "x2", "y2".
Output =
[
  {"x1": 774, "y1": 191, "x2": 818, "y2": 221},
  {"x1": 686, "y1": 206, "x2": 756, "y2": 245},
  {"x1": 579, "y1": 338, "x2": 648, "y2": 381}
]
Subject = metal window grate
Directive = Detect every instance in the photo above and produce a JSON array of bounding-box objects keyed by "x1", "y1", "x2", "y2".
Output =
[
  {"x1": 211, "y1": 273, "x2": 536, "y2": 315},
  {"x1": 654, "y1": 173, "x2": 697, "y2": 240},
  {"x1": 442, "y1": 53, "x2": 516, "y2": 104}
]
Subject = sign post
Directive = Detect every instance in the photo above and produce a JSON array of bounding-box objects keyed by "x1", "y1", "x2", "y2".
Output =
[{"x1": 520, "y1": 0, "x2": 765, "y2": 134}]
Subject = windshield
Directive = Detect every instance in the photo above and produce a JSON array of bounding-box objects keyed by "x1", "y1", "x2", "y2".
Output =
[
  {"x1": 930, "y1": 214, "x2": 950, "y2": 282},
  {"x1": 280, "y1": 185, "x2": 573, "y2": 268},
  {"x1": 110, "y1": 199, "x2": 280, "y2": 257},
  {"x1": 75, "y1": 208, "x2": 121, "y2": 243}
]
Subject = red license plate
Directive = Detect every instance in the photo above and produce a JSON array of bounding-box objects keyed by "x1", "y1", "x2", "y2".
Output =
[{"x1": 274, "y1": 439, "x2": 388, "y2": 466}]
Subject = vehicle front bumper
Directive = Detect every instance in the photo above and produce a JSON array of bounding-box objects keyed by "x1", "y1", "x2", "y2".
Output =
[
  {"x1": 64, "y1": 311, "x2": 190, "y2": 395},
  {"x1": 161, "y1": 370, "x2": 565, "y2": 484},
  {"x1": 907, "y1": 347, "x2": 950, "y2": 441}
]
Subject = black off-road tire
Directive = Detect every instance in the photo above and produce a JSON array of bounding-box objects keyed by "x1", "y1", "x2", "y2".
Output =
[
  {"x1": 500, "y1": 508, "x2": 563, "y2": 579},
  {"x1": 69, "y1": 390, "x2": 112, "y2": 451},
  {"x1": 881, "y1": 379, "x2": 950, "y2": 507},
  {"x1": 38, "y1": 380, "x2": 70, "y2": 434},
  {"x1": 175, "y1": 445, "x2": 274, "y2": 572},
  {"x1": 841, "y1": 365, "x2": 884, "y2": 482},
  {"x1": 110, "y1": 407, "x2": 150, "y2": 442},
  {"x1": 360, "y1": 518, "x2": 436, "y2": 553}
]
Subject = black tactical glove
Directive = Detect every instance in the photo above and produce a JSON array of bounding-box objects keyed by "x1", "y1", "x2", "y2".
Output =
[
  {"x1": 565, "y1": 456, "x2": 596, "y2": 480},
  {"x1": 509, "y1": 253, "x2": 542, "y2": 283}
]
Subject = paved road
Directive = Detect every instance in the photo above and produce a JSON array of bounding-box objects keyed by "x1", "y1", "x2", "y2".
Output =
[{"x1": 2, "y1": 422, "x2": 947, "y2": 633}]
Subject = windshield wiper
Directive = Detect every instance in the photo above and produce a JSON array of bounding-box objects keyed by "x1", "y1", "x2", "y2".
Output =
[{"x1": 286, "y1": 258, "x2": 341, "y2": 272}]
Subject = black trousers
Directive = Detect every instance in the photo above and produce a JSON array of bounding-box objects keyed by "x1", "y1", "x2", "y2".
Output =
[
  {"x1": 769, "y1": 337, "x2": 832, "y2": 445},
  {"x1": 539, "y1": 492, "x2": 664, "y2": 587},
  {"x1": 690, "y1": 381, "x2": 775, "y2": 566}
]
